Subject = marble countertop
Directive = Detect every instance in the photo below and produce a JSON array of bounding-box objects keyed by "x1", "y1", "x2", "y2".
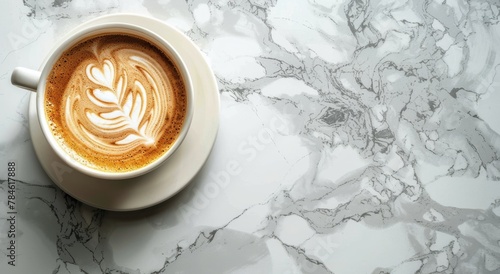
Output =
[{"x1": 1, "y1": 0, "x2": 500, "y2": 273}]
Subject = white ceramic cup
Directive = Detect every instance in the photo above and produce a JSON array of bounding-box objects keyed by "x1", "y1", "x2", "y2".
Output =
[{"x1": 11, "y1": 22, "x2": 194, "y2": 180}]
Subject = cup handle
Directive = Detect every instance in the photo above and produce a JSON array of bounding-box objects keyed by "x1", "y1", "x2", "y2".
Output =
[{"x1": 11, "y1": 67, "x2": 41, "y2": 92}]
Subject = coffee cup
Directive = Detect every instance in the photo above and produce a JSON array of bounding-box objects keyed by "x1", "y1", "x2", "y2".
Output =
[{"x1": 11, "y1": 22, "x2": 194, "y2": 180}]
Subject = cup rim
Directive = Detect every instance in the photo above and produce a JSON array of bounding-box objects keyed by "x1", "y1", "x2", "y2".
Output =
[{"x1": 36, "y1": 22, "x2": 194, "y2": 180}]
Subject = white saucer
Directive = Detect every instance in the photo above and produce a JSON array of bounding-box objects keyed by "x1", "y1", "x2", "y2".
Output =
[{"x1": 29, "y1": 14, "x2": 219, "y2": 211}]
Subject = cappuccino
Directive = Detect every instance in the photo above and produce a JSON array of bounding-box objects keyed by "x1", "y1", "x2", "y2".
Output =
[{"x1": 44, "y1": 34, "x2": 187, "y2": 173}]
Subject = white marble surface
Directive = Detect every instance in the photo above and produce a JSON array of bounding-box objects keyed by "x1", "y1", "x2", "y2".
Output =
[{"x1": 1, "y1": 0, "x2": 500, "y2": 273}]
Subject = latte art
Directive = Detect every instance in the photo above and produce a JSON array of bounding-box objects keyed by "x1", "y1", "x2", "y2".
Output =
[
  {"x1": 66, "y1": 55, "x2": 167, "y2": 151},
  {"x1": 45, "y1": 34, "x2": 187, "y2": 172}
]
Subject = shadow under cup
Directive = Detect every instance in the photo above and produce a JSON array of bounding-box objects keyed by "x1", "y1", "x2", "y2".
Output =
[{"x1": 30, "y1": 23, "x2": 194, "y2": 180}]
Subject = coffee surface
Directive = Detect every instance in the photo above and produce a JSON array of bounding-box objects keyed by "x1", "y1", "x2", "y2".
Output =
[{"x1": 45, "y1": 34, "x2": 187, "y2": 173}]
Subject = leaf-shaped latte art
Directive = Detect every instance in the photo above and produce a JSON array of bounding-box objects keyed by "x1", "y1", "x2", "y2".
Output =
[
  {"x1": 64, "y1": 53, "x2": 170, "y2": 155},
  {"x1": 83, "y1": 61, "x2": 155, "y2": 145}
]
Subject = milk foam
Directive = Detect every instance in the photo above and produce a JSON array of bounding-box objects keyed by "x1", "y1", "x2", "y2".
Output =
[{"x1": 62, "y1": 48, "x2": 170, "y2": 155}]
